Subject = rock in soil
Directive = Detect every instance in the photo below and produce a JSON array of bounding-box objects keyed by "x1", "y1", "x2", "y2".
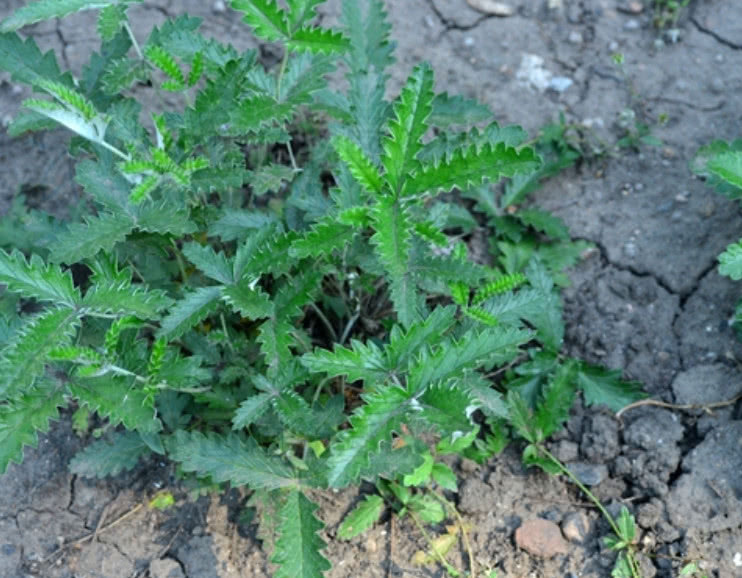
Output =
[
  {"x1": 561, "y1": 511, "x2": 590, "y2": 543},
  {"x1": 514, "y1": 518, "x2": 569, "y2": 558},
  {"x1": 465, "y1": 0, "x2": 514, "y2": 16},
  {"x1": 150, "y1": 558, "x2": 186, "y2": 578}
]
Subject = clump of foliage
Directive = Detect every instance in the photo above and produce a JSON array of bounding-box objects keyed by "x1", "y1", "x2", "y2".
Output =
[{"x1": 0, "y1": 0, "x2": 644, "y2": 574}]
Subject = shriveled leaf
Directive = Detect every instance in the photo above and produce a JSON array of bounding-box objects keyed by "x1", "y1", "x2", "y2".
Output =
[
  {"x1": 69, "y1": 431, "x2": 150, "y2": 478},
  {"x1": 338, "y1": 494, "x2": 384, "y2": 540}
]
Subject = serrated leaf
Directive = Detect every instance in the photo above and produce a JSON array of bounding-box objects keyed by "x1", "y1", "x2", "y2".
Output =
[
  {"x1": 0, "y1": 250, "x2": 80, "y2": 307},
  {"x1": 290, "y1": 218, "x2": 355, "y2": 259},
  {"x1": 533, "y1": 362, "x2": 576, "y2": 439},
  {"x1": 82, "y1": 281, "x2": 173, "y2": 319},
  {"x1": 50, "y1": 212, "x2": 134, "y2": 264},
  {"x1": 232, "y1": 392, "x2": 274, "y2": 429},
  {"x1": 371, "y1": 196, "x2": 419, "y2": 327},
  {"x1": 0, "y1": 388, "x2": 66, "y2": 474},
  {"x1": 0, "y1": 308, "x2": 81, "y2": 398},
  {"x1": 402, "y1": 451, "x2": 433, "y2": 486},
  {"x1": 272, "y1": 490, "x2": 331, "y2": 578},
  {"x1": 69, "y1": 375, "x2": 160, "y2": 433},
  {"x1": 231, "y1": 95, "x2": 295, "y2": 133},
  {"x1": 523, "y1": 260, "x2": 564, "y2": 351},
  {"x1": 334, "y1": 135, "x2": 383, "y2": 195},
  {"x1": 168, "y1": 430, "x2": 297, "y2": 489},
  {"x1": 302, "y1": 339, "x2": 387, "y2": 384},
  {"x1": 382, "y1": 63, "x2": 434, "y2": 194},
  {"x1": 517, "y1": 208, "x2": 569, "y2": 240},
  {"x1": 411, "y1": 255, "x2": 488, "y2": 285},
  {"x1": 431, "y1": 463, "x2": 457, "y2": 491},
  {"x1": 404, "y1": 141, "x2": 539, "y2": 197},
  {"x1": 288, "y1": 26, "x2": 350, "y2": 55},
  {"x1": 1, "y1": 0, "x2": 141, "y2": 32},
  {"x1": 473, "y1": 273, "x2": 527, "y2": 304},
  {"x1": 342, "y1": 0, "x2": 394, "y2": 75},
  {"x1": 718, "y1": 240, "x2": 742, "y2": 280},
  {"x1": 327, "y1": 385, "x2": 410, "y2": 487},
  {"x1": 416, "y1": 382, "x2": 477, "y2": 436},
  {"x1": 338, "y1": 494, "x2": 384, "y2": 540},
  {"x1": 157, "y1": 286, "x2": 222, "y2": 339},
  {"x1": 386, "y1": 305, "x2": 457, "y2": 371},
  {"x1": 133, "y1": 203, "x2": 196, "y2": 236},
  {"x1": 209, "y1": 210, "x2": 279, "y2": 242},
  {"x1": 251, "y1": 163, "x2": 295, "y2": 195},
  {"x1": 182, "y1": 242, "x2": 233, "y2": 284},
  {"x1": 97, "y1": 4, "x2": 127, "y2": 41},
  {"x1": 506, "y1": 390, "x2": 536, "y2": 443},
  {"x1": 408, "y1": 326, "x2": 532, "y2": 394},
  {"x1": 222, "y1": 282, "x2": 274, "y2": 319},
  {"x1": 144, "y1": 43, "x2": 185, "y2": 86},
  {"x1": 231, "y1": 0, "x2": 289, "y2": 42},
  {"x1": 0, "y1": 31, "x2": 67, "y2": 86},
  {"x1": 575, "y1": 363, "x2": 645, "y2": 412},
  {"x1": 69, "y1": 431, "x2": 150, "y2": 478}
]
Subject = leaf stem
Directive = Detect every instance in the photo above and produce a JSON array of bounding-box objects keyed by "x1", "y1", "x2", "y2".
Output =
[
  {"x1": 432, "y1": 490, "x2": 476, "y2": 578},
  {"x1": 169, "y1": 238, "x2": 189, "y2": 285},
  {"x1": 408, "y1": 510, "x2": 460, "y2": 577},
  {"x1": 310, "y1": 303, "x2": 338, "y2": 342},
  {"x1": 123, "y1": 21, "x2": 144, "y2": 60}
]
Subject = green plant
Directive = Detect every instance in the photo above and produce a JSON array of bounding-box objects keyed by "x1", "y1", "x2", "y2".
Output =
[
  {"x1": 653, "y1": 0, "x2": 690, "y2": 31},
  {"x1": 0, "y1": 0, "x2": 645, "y2": 575},
  {"x1": 694, "y1": 139, "x2": 742, "y2": 332}
]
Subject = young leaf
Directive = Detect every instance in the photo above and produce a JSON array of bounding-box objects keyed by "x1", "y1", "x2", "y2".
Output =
[
  {"x1": 290, "y1": 219, "x2": 355, "y2": 259},
  {"x1": 50, "y1": 212, "x2": 134, "y2": 264},
  {"x1": 157, "y1": 286, "x2": 223, "y2": 339},
  {"x1": 0, "y1": 32, "x2": 67, "y2": 86},
  {"x1": 403, "y1": 142, "x2": 539, "y2": 197},
  {"x1": 428, "y1": 92, "x2": 491, "y2": 128},
  {"x1": 707, "y1": 151, "x2": 742, "y2": 190},
  {"x1": 168, "y1": 430, "x2": 297, "y2": 490},
  {"x1": 232, "y1": 392, "x2": 275, "y2": 429},
  {"x1": 69, "y1": 431, "x2": 151, "y2": 478},
  {"x1": 385, "y1": 305, "x2": 457, "y2": 371},
  {"x1": 575, "y1": 363, "x2": 645, "y2": 412},
  {"x1": 222, "y1": 282, "x2": 274, "y2": 319},
  {"x1": 0, "y1": 250, "x2": 80, "y2": 307},
  {"x1": 286, "y1": 0, "x2": 323, "y2": 31},
  {"x1": 97, "y1": 4, "x2": 128, "y2": 41},
  {"x1": 382, "y1": 63, "x2": 434, "y2": 194},
  {"x1": 272, "y1": 490, "x2": 331, "y2": 578},
  {"x1": 0, "y1": 389, "x2": 67, "y2": 474},
  {"x1": 327, "y1": 385, "x2": 411, "y2": 487},
  {"x1": 341, "y1": 0, "x2": 394, "y2": 75},
  {"x1": 337, "y1": 494, "x2": 384, "y2": 540},
  {"x1": 533, "y1": 362, "x2": 576, "y2": 439}
]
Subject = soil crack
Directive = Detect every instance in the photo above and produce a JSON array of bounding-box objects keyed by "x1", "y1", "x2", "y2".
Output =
[
  {"x1": 690, "y1": 16, "x2": 742, "y2": 50},
  {"x1": 424, "y1": 0, "x2": 496, "y2": 33}
]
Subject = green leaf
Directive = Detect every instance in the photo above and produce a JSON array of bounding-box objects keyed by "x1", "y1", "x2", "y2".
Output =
[
  {"x1": 342, "y1": 0, "x2": 394, "y2": 75},
  {"x1": 82, "y1": 281, "x2": 173, "y2": 319},
  {"x1": 0, "y1": 388, "x2": 67, "y2": 474},
  {"x1": 327, "y1": 385, "x2": 410, "y2": 487},
  {"x1": 371, "y1": 196, "x2": 419, "y2": 327},
  {"x1": 286, "y1": 0, "x2": 323, "y2": 30},
  {"x1": 517, "y1": 208, "x2": 569, "y2": 240},
  {"x1": 0, "y1": 308, "x2": 81, "y2": 398},
  {"x1": 0, "y1": 32, "x2": 67, "y2": 85},
  {"x1": 416, "y1": 382, "x2": 477, "y2": 436},
  {"x1": 382, "y1": 63, "x2": 435, "y2": 193},
  {"x1": 251, "y1": 164, "x2": 295, "y2": 195},
  {"x1": 288, "y1": 26, "x2": 350, "y2": 55},
  {"x1": 232, "y1": 392, "x2": 274, "y2": 429},
  {"x1": 290, "y1": 219, "x2": 355, "y2": 259},
  {"x1": 50, "y1": 212, "x2": 134, "y2": 264},
  {"x1": 429, "y1": 92, "x2": 491, "y2": 128},
  {"x1": 337, "y1": 494, "x2": 384, "y2": 540},
  {"x1": 402, "y1": 451, "x2": 433, "y2": 486},
  {"x1": 182, "y1": 242, "x2": 233, "y2": 285},
  {"x1": 431, "y1": 463, "x2": 457, "y2": 491},
  {"x1": 533, "y1": 362, "x2": 576, "y2": 439},
  {"x1": 70, "y1": 375, "x2": 160, "y2": 433},
  {"x1": 157, "y1": 286, "x2": 222, "y2": 339},
  {"x1": 386, "y1": 305, "x2": 457, "y2": 371},
  {"x1": 523, "y1": 260, "x2": 564, "y2": 351},
  {"x1": 707, "y1": 151, "x2": 742, "y2": 190},
  {"x1": 222, "y1": 282, "x2": 274, "y2": 319},
  {"x1": 403, "y1": 141, "x2": 539, "y2": 197},
  {"x1": 144, "y1": 44, "x2": 185, "y2": 89},
  {"x1": 134, "y1": 203, "x2": 196, "y2": 236},
  {"x1": 168, "y1": 430, "x2": 297, "y2": 489},
  {"x1": 333, "y1": 135, "x2": 383, "y2": 195},
  {"x1": 209, "y1": 210, "x2": 279, "y2": 242},
  {"x1": 506, "y1": 391, "x2": 537, "y2": 443},
  {"x1": 69, "y1": 431, "x2": 150, "y2": 478},
  {"x1": 97, "y1": 4, "x2": 128, "y2": 41},
  {"x1": 575, "y1": 363, "x2": 645, "y2": 412},
  {"x1": 231, "y1": 95, "x2": 295, "y2": 133},
  {"x1": 302, "y1": 339, "x2": 387, "y2": 384},
  {"x1": 272, "y1": 491, "x2": 331, "y2": 578},
  {"x1": 231, "y1": 0, "x2": 289, "y2": 42},
  {"x1": 718, "y1": 240, "x2": 742, "y2": 280},
  {"x1": 0, "y1": 250, "x2": 80, "y2": 307},
  {"x1": 1, "y1": 0, "x2": 141, "y2": 32},
  {"x1": 408, "y1": 326, "x2": 532, "y2": 394}
]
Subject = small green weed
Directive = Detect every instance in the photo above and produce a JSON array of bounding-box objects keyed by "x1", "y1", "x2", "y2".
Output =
[{"x1": 0, "y1": 0, "x2": 644, "y2": 575}]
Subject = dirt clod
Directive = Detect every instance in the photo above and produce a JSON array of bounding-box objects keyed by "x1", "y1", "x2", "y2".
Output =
[{"x1": 514, "y1": 518, "x2": 569, "y2": 558}]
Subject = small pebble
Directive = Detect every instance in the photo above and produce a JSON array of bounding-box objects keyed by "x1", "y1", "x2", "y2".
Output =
[
  {"x1": 567, "y1": 30, "x2": 583, "y2": 44},
  {"x1": 212, "y1": 0, "x2": 226, "y2": 13},
  {"x1": 466, "y1": 0, "x2": 514, "y2": 16},
  {"x1": 567, "y1": 462, "x2": 609, "y2": 486},
  {"x1": 624, "y1": 19, "x2": 640, "y2": 30},
  {"x1": 733, "y1": 552, "x2": 742, "y2": 567},
  {"x1": 561, "y1": 512, "x2": 589, "y2": 543},
  {"x1": 624, "y1": 242, "x2": 637, "y2": 257},
  {"x1": 549, "y1": 76, "x2": 573, "y2": 92},
  {"x1": 709, "y1": 78, "x2": 725, "y2": 94},
  {"x1": 463, "y1": 36, "x2": 476, "y2": 47},
  {"x1": 608, "y1": 40, "x2": 620, "y2": 51}
]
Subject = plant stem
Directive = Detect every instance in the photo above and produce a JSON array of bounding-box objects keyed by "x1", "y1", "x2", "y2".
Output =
[
  {"x1": 432, "y1": 490, "x2": 476, "y2": 578},
  {"x1": 541, "y1": 446, "x2": 641, "y2": 578},
  {"x1": 311, "y1": 303, "x2": 338, "y2": 342},
  {"x1": 123, "y1": 22, "x2": 144, "y2": 60},
  {"x1": 170, "y1": 238, "x2": 189, "y2": 285}
]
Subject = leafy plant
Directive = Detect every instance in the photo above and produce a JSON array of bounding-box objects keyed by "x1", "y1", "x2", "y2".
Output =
[{"x1": 0, "y1": 0, "x2": 644, "y2": 575}]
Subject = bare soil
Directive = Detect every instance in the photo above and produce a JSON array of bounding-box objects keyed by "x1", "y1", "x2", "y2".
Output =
[{"x1": 1, "y1": 0, "x2": 741, "y2": 577}]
